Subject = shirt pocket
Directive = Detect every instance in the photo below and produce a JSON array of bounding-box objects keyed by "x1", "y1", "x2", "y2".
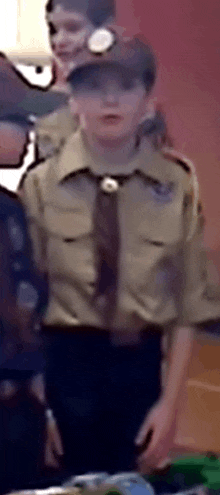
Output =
[
  {"x1": 43, "y1": 205, "x2": 94, "y2": 283},
  {"x1": 44, "y1": 205, "x2": 92, "y2": 241},
  {"x1": 137, "y1": 194, "x2": 184, "y2": 246}
]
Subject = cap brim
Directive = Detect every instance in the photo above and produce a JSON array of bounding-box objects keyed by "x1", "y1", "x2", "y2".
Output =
[{"x1": 68, "y1": 61, "x2": 139, "y2": 85}]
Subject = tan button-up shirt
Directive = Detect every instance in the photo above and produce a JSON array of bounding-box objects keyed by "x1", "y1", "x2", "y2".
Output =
[
  {"x1": 35, "y1": 105, "x2": 78, "y2": 160},
  {"x1": 19, "y1": 129, "x2": 220, "y2": 332}
]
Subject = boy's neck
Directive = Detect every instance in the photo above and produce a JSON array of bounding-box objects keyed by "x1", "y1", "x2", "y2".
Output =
[{"x1": 83, "y1": 131, "x2": 139, "y2": 165}]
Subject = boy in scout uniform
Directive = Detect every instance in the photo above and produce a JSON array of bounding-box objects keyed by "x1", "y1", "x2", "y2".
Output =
[
  {"x1": 35, "y1": 0, "x2": 115, "y2": 160},
  {"x1": 19, "y1": 29, "x2": 220, "y2": 477}
]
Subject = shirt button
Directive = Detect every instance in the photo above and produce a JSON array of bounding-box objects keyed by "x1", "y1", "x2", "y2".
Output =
[{"x1": 100, "y1": 177, "x2": 119, "y2": 193}]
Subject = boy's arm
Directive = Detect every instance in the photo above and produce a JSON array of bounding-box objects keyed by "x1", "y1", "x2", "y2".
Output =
[
  {"x1": 135, "y1": 324, "x2": 194, "y2": 474},
  {"x1": 135, "y1": 163, "x2": 220, "y2": 473}
]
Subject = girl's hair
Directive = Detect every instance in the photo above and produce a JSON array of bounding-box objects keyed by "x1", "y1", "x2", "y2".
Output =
[{"x1": 45, "y1": 0, "x2": 115, "y2": 27}]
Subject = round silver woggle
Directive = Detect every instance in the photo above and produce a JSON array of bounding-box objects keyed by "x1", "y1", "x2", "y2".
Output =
[
  {"x1": 101, "y1": 177, "x2": 119, "y2": 193},
  {"x1": 88, "y1": 28, "x2": 115, "y2": 54}
]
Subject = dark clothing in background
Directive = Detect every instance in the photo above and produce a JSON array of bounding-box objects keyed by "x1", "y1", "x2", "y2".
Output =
[
  {"x1": 0, "y1": 187, "x2": 48, "y2": 492},
  {"x1": 0, "y1": 186, "x2": 48, "y2": 375}
]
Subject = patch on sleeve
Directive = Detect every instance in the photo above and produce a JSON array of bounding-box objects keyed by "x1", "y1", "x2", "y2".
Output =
[
  {"x1": 7, "y1": 216, "x2": 24, "y2": 252},
  {"x1": 150, "y1": 180, "x2": 176, "y2": 203},
  {"x1": 162, "y1": 148, "x2": 201, "y2": 240},
  {"x1": 16, "y1": 281, "x2": 39, "y2": 309}
]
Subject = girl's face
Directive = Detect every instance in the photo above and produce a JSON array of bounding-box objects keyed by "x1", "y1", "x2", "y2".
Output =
[
  {"x1": 47, "y1": 5, "x2": 93, "y2": 74},
  {"x1": 70, "y1": 66, "x2": 149, "y2": 141}
]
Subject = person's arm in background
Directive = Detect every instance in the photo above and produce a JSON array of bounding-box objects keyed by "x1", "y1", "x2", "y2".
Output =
[
  {"x1": 0, "y1": 191, "x2": 48, "y2": 366},
  {"x1": 18, "y1": 166, "x2": 64, "y2": 468}
]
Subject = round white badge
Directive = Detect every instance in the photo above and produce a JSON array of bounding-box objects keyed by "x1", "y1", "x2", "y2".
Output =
[
  {"x1": 101, "y1": 177, "x2": 119, "y2": 193},
  {"x1": 88, "y1": 28, "x2": 115, "y2": 54}
]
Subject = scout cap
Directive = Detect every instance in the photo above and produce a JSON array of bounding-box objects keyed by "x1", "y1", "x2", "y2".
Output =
[
  {"x1": 46, "y1": 0, "x2": 115, "y2": 27},
  {"x1": 67, "y1": 28, "x2": 157, "y2": 92}
]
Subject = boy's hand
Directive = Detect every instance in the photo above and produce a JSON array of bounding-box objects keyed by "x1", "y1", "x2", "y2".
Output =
[
  {"x1": 45, "y1": 410, "x2": 64, "y2": 469},
  {"x1": 135, "y1": 398, "x2": 177, "y2": 474},
  {"x1": 30, "y1": 375, "x2": 64, "y2": 469}
]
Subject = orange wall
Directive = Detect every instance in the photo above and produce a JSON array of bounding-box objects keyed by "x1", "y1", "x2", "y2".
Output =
[{"x1": 117, "y1": 0, "x2": 220, "y2": 253}]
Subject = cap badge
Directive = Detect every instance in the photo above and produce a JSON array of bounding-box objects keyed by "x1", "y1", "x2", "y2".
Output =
[{"x1": 88, "y1": 28, "x2": 115, "y2": 54}]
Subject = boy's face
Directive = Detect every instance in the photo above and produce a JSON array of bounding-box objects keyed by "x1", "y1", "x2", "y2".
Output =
[
  {"x1": 47, "y1": 5, "x2": 94, "y2": 75},
  {"x1": 70, "y1": 66, "x2": 149, "y2": 141}
]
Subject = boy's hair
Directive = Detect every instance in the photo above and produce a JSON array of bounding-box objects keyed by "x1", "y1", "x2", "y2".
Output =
[
  {"x1": 139, "y1": 108, "x2": 173, "y2": 150},
  {"x1": 46, "y1": 0, "x2": 115, "y2": 27}
]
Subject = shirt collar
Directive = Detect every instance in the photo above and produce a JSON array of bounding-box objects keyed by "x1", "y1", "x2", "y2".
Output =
[{"x1": 56, "y1": 127, "x2": 160, "y2": 184}]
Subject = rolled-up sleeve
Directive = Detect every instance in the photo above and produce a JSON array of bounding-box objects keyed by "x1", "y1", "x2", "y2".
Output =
[{"x1": 177, "y1": 180, "x2": 220, "y2": 326}]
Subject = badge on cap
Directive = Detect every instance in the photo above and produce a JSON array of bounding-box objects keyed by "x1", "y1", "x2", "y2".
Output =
[{"x1": 88, "y1": 28, "x2": 115, "y2": 54}]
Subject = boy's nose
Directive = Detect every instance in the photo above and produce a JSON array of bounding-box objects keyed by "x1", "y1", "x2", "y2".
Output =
[
  {"x1": 55, "y1": 29, "x2": 69, "y2": 46},
  {"x1": 103, "y1": 91, "x2": 119, "y2": 106}
]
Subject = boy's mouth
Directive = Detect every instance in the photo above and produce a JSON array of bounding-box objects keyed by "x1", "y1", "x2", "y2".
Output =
[{"x1": 100, "y1": 114, "x2": 124, "y2": 125}]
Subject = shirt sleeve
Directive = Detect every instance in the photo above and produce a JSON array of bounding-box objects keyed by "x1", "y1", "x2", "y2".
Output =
[
  {"x1": 18, "y1": 169, "x2": 48, "y2": 277},
  {"x1": 5, "y1": 193, "x2": 48, "y2": 319},
  {"x1": 0, "y1": 218, "x2": 45, "y2": 375},
  {"x1": 177, "y1": 177, "x2": 220, "y2": 326}
]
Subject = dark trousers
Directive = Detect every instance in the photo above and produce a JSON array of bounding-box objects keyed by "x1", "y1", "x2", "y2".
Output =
[{"x1": 43, "y1": 327, "x2": 162, "y2": 476}]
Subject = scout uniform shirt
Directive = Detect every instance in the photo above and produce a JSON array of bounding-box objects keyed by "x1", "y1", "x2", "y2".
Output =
[
  {"x1": 35, "y1": 105, "x2": 79, "y2": 160},
  {"x1": 19, "y1": 128, "x2": 220, "y2": 332}
]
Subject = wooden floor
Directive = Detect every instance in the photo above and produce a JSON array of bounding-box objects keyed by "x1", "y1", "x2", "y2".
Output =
[{"x1": 172, "y1": 333, "x2": 220, "y2": 455}]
